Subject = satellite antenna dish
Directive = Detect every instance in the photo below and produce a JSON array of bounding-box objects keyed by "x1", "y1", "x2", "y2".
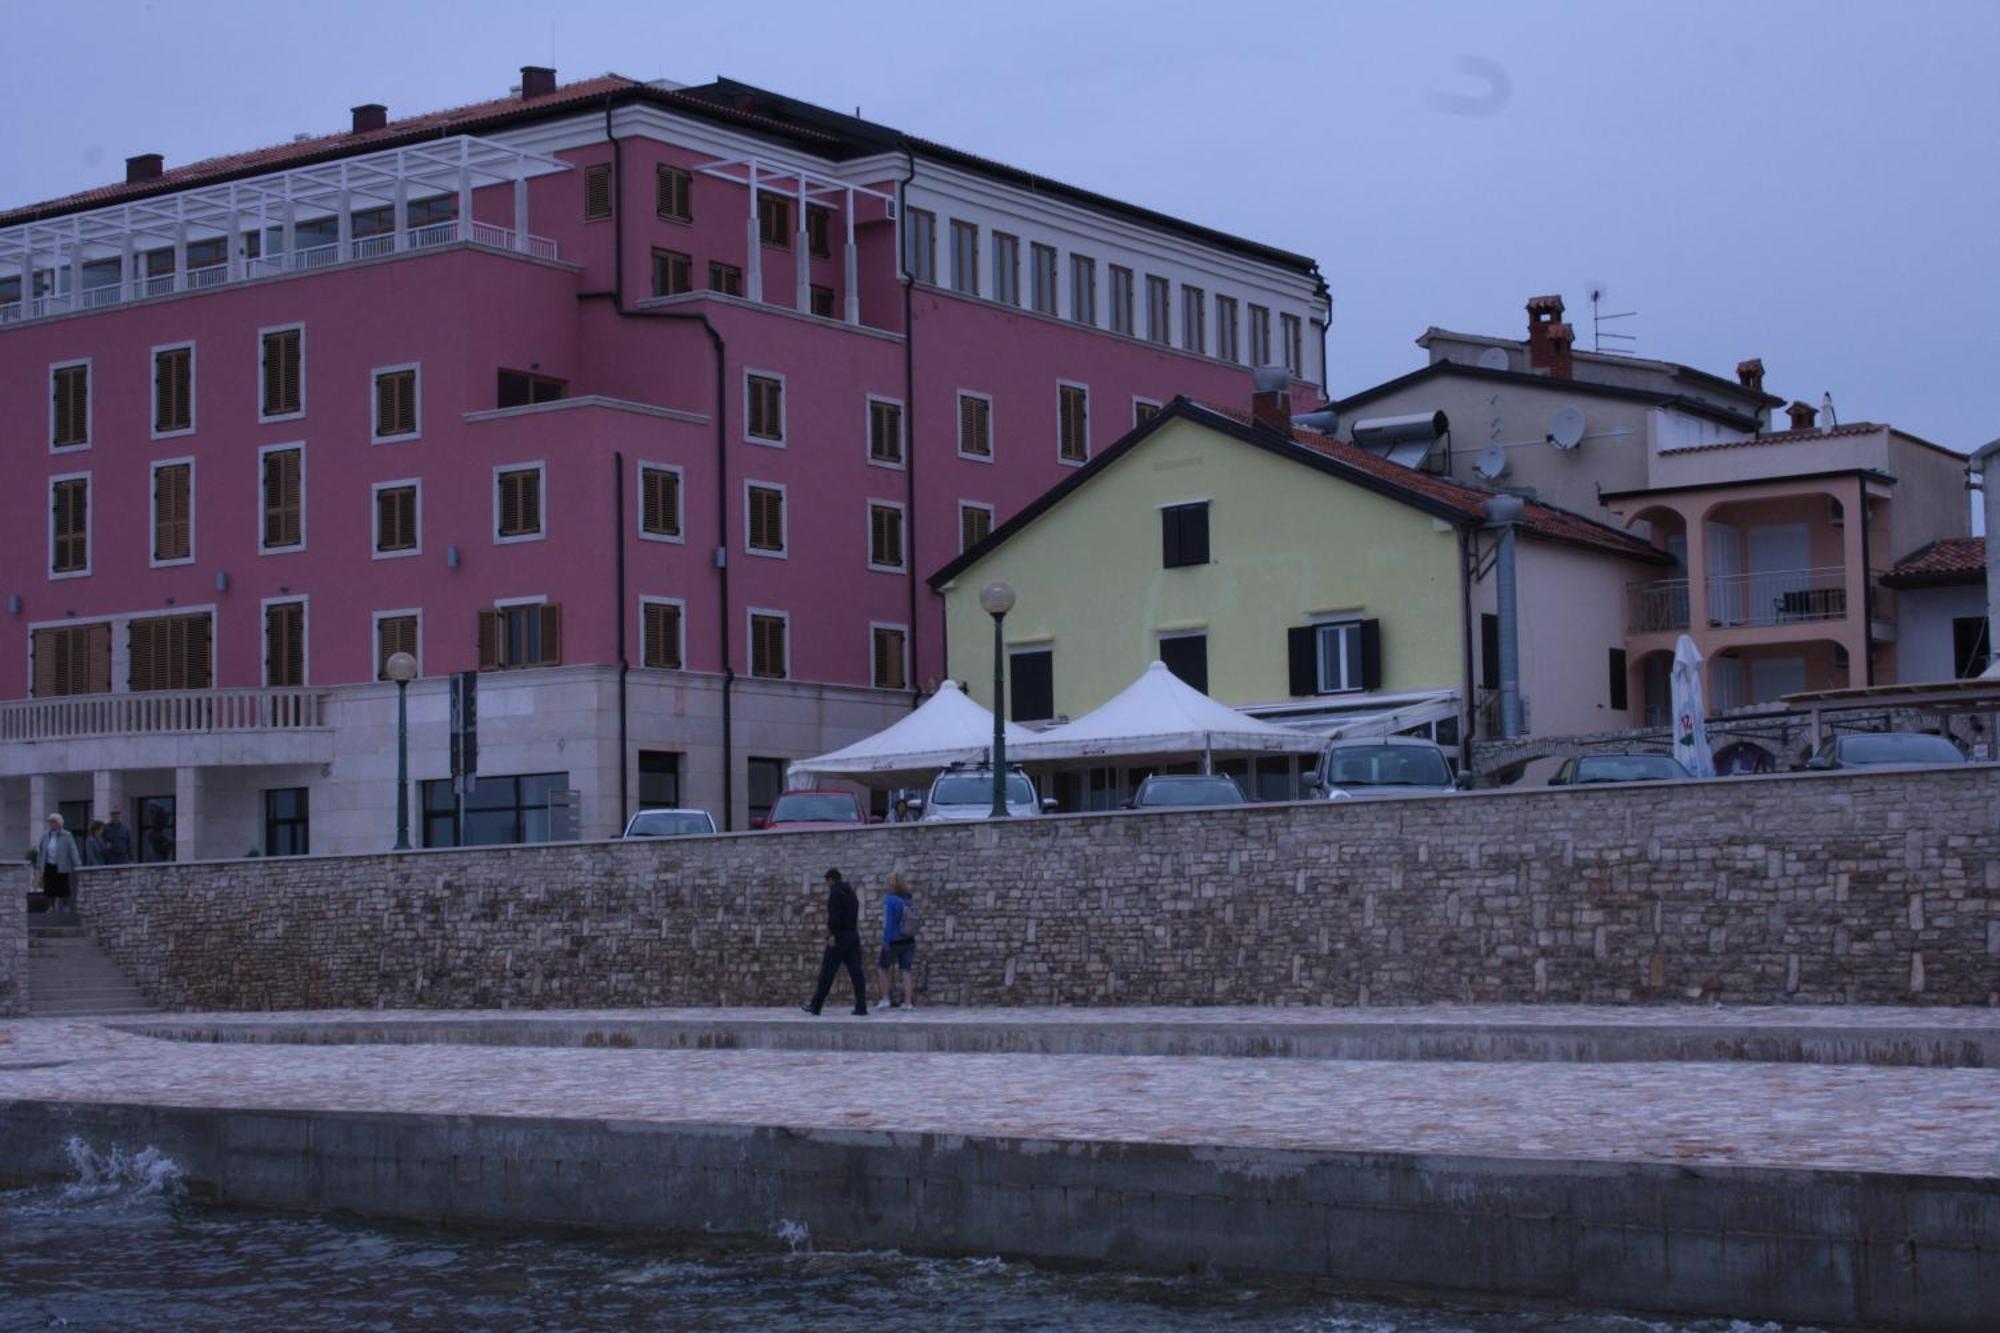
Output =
[
  {"x1": 1549, "y1": 406, "x2": 1586, "y2": 450},
  {"x1": 1474, "y1": 446, "x2": 1510, "y2": 481},
  {"x1": 1476, "y1": 346, "x2": 1509, "y2": 372}
]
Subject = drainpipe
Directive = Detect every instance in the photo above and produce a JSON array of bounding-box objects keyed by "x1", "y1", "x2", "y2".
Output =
[
  {"x1": 1974, "y1": 438, "x2": 2000, "y2": 679},
  {"x1": 614, "y1": 449, "x2": 629, "y2": 826},
  {"x1": 1483, "y1": 496, "x2": 1525, "y2": 739},
  {"x1": 899, "y1": 149, "x2": 920, "y2": 708},
  {"x1": 1456, "y1": 526, "x2": 1477, "y2": 773},
  {"x1": 1856, "y1": 480, "x2": 1874, "y2": 688}
]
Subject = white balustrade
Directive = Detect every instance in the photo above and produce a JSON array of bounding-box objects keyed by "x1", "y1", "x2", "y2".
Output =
[{"x1": 0, "y1": 687, "x2": 330, "y2": 743}]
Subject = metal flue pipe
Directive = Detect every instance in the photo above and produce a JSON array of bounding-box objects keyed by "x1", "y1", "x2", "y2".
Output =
[{"x1": 1483, "y1": 495, "x2": 1525, "y2": 738}]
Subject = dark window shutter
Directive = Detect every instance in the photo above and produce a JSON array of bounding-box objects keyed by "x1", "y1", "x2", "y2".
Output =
[
  {"x1": 1608, "y1": 648, "x2": 1629, "y2": 710},
  {"x1": 128, "y1": 621, "x2": 154, "y2": 692},
  {"x1": 1009, "y1": 649, "x2": 1053, "y2": 722},
  {"x1": 1159, "y1": 635, "x2": 1208, "y2": 694},
  {"x1": 1161, "y1": 508, "x2": 1179, "y2": 568},
  {"x1": 498, "y1": 370, "x2": 529, "y2": 408},
  {"x1": 1185, "y1": 503, "x2": 1209, "y2": 564},
  {"x1": 1953, "y1": 616, "x2": 1991, "y2": 678},
  {"x1": 187, "y1": 614, "x2": 213, "y2": 689},
  {"x1": 1358, "y1": 619, "x2": 1383, "y2": 691},
  {"x1": 1480, "y1": 613, "x2": 1500, "y2": 690},
  {"x1": 1287, "y1": 626, "x2": 1317, "y2": 697},
  {"x1": 88, "y1": 623, "x2": 111, "y2": 694},
  {"x1": 477, "y1": 609, "x2": 499, "y2": 670},
  {"x1": 539, "y1": 604, "x2": 562, "y2": 666}
]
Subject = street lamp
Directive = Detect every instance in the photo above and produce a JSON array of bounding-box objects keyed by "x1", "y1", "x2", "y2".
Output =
[
  {"x1": 978, "y1": 580, "x2": 1017, "y2": 818},
  {"x1": 385, "y1": 651, "x2": 418, "y2": 851}
]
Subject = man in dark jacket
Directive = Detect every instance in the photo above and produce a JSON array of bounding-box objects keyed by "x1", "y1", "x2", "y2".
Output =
[
  {"x1": 100, "y1": 808, "x2": 133, "y2": 866},
  {"x1": 802, "y1": 867, "x2": 869, "y2": 1016}
]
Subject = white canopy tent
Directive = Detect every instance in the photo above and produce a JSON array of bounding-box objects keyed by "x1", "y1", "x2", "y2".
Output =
[
  {"x1": 787, "y1": 681, "x2": 1034, "y2": 789},
  {"x1": 1010, "y1": 662, "x2": 1325, "y2": 768}
]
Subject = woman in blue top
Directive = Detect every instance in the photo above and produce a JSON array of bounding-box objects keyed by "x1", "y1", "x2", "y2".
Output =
[{"x1": 873, "y1": 873, "x2": 917, "y2": 1011}]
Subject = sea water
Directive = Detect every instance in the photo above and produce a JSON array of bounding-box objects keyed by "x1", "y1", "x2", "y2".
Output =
[{"x1": 0, "y1": 1142, "x2": 1819, "y2": 1332}]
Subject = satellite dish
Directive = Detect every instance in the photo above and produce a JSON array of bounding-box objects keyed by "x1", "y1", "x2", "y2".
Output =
[
  {"x1": 1474, "y1": 446, "x2": 1510, "y2": 481},
  {"x1": 1476, "y1": 346, "x2": 1509, "y2": 372},
  {"x1": 1549, "y1": 406, "x2": 1586, "y2": 450}
]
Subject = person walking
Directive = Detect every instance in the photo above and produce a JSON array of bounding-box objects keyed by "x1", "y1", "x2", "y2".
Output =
[
  {"x1": 801, "y1": 867, "x2": 869, "y2": 1016},
  {"x1": 83, "y1": 820, "x2": 109, "y2": 867},
  {"x1": 38, "y1": 813, "x2": 82, "y2": 921},
  {"x1": 100, "y1": 807, "x2": 133, "y2": 866},
  {"x1": 873, "y1": 873, "x2": 918, "y2": 1011}
]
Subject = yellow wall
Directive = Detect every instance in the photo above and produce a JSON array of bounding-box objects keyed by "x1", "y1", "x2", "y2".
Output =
[{"x1": 940, "y1": 417, "x2": 1465, "y2": 716}]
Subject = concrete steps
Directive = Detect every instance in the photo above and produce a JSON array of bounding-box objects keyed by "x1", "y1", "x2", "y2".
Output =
[{"x1": 27, "y1": 922, "x2": 155, "y2": 1017}]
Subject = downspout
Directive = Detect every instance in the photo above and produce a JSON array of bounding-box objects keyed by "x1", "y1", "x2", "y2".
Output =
[
  {"x1": 1483, "y1": 496, "x2": 1525, "y2": 739},
  {"x1": 1857, "y1": 480, "x2": 1874, "y2": 688},
  {"x1": 1457, "y1": 526, "x2": 1477, "y2": 775},
  {"x1": 899, "y1": 149, "x2": 922, "y2": 707},
  {"x1": 615, "y1": 449, "x2": 629, "y2": 826}
]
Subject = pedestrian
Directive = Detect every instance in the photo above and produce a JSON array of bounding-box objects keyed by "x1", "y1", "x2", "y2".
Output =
[
  {"x1": 38, "y1": 813, "x2": 82, "y2": 921},
  {"x1": 101, "y1": 806, "x2": 133, "y2": 866},
  {"x1": 801, "y1": 867, "x2": 869, "y2": 1016},
  {"x1": 873, "y1": 873, "x2": 918, "y2": 1011},
  {"x1": 84, "y1": 820, "x2": 109, "y2": 867}
]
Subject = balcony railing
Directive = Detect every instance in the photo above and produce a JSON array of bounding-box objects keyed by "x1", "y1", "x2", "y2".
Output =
[
  {"x1": 0, "y1": 687, "x2": 329, "y2": 742},
  {"x1": 0, "y1": 223, "x2": 558, "y2": 326},
  {"x1": 1707, "y1": 566, "x2": 1847, "y2": 629},
  {"x1": 1626, "y1": 578, "x2": 1691, "y2": 634}
]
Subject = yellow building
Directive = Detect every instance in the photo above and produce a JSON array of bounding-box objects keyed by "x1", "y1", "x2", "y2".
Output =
[{"x1": 929, "y1": 397, "x2": 1669, "y2": 784}]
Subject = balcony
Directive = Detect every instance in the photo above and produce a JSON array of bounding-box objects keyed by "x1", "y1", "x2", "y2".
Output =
[
  {"x1": 1626, "y1": 577, "x2": 1691, "y2": 634},
  {"x1": 1706, "y1": 566, "x2": 1847, "y2": 629},
  {"x1": 0, "y1": 687, "x2": 329, "y2": 743}
]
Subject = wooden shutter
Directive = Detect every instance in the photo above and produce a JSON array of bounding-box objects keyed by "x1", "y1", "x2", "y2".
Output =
[
  {"x1": 960, "y1": 395, "x2": 988, "y2": 455},
  {"x1": 155, "y1": 347, "x2": 191, "y2": 431},
  {"x1": 376, "y1": 371, "x2": 415, "y2": 436},
  {"x1": 129, "y1": 619, "x2": 156, "y2": 692},
  {"x1": 873, "y1": 627, "x2": 906, "y2": 690},
  {"x1": 263, "y1": 329, "x2": 301, "y2": 416},
  {"x1": 642, "y1": 468, "x2": 678, "y2": 536},
  {"x1": 584, "y1": 163, "x2": 613, "y2": 219},
  {"x1": 52, "y1": 478, "x2": 87, "y2": 572},
  {"x1": 749, "y1": 487, "x2": 781, "y2": 550},
  {"x1": 960, "y1": 505, "x2": 990, "y2": 553},
  {"x1": 264, "y1": 449, "x2": 300, "y2": 548},
  {"x1": 537, "y1": 604, "x2": 562, "y2": 666},
  {"x1": 154, "y1": 464, "x2": 191, "y2": 560},
  {"x1": 86, "y1": 624, "x2": 111, "y2": 694},
  {"x1": 644, "y1": 603, "x2": 681, "y2": 669},
  {"x1": 378, "y1": 615, "x2": 417, "y2": 679},
  {"x1": 1609, "y1": 648, "x2": 1629, "y2": 711},
  {"x1": 266, "y1": 602, "x2": 304, "y2": 686},
  {"x1": 32, "y1": 628, "x2": 58, "y2": 697},
  {"x1": 498, "y1": 471, "x2": 522, "y2": 536},
  {"x1": 184, "y1": 613, "x2": 213, "y2": 689},
  {"x1": 1010, "y1": 650, "x2": 1053, "y2": 722},
  {"x1": 1358, "y1": 619, "x2": 1383, "y2": 691},
  {"x1": 53, "y1": 365, "x2": 87, "y2": 446},
  {"x1": 477, "y1": 609, "x2": 499, "y2": 670},
  {"x1": 1287, "y1": 626, "x2": 1317, "y2": 697},
  {"x1": 520, "y1": 470, "x2": 541, "y2": 535}
]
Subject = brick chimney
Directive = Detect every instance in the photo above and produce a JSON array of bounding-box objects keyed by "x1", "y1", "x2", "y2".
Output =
[
  {"x1": 1785, "y1": 400, "x2": 1818, "y2": 431},
  {"x1": 350, "y1": 103, "x2": 387, "y2": 134},
  {"x1": 1735, "y1": 358, "x2": 1765, "y2": 394},
  {"x1": 1251, "y1": 366, "x2": 1293, "y2": 431},
  {"x1": 125, "y1": 153, "x2": 163, "y2": 184},
  {"x1": 1525, "y1": 295, "x2": 1574, "y2": 380},
  {"x1": 519, "y1": 66, "x2": 556, "y2": 99}
]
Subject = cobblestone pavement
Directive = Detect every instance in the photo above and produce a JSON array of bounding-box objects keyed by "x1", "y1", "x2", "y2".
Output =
[{"x1": 4, "y1": 1008, "x2": 1999, "y2": 1179}]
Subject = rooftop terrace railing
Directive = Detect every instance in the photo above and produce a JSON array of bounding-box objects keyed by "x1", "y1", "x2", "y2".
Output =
[{"x1": 0, "y1": 687, "x2": 330, "y2": 742}]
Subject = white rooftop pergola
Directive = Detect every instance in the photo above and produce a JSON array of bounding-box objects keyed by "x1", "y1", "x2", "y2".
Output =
[
  {"x1": 697, "y1": 155, "x2": 895, "y2": 324},
  {"x1": 0, "y1": 135, "x2": 571, "y2": 323}
]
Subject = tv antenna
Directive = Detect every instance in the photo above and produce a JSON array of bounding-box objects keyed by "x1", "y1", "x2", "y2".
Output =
[{"x1": 1587, "y1": 283, "x2": 1638, "y2": 356}]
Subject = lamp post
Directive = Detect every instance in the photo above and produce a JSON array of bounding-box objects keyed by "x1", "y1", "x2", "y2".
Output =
[
  {"x1": 978, "y1": 580, "x2": 1017, "y2": 818},
  {"x1": 385, "y1": 651, "x2": 417, "y2": 851}
]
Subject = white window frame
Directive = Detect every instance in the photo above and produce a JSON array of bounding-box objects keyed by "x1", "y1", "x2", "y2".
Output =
[
  {"x1": 257, "y1": 440, "x2": 307, "y2": 555},
  {"x1": 1132, "y1": 396, "x2": 1163, "y2": 427},
  {"x1": 746, "y1": 606, "x2": 791, "y2": 680},
  {"x1": 869, "y1": 620, "x2": 911, "y2": 691},
  {"x1": 371, "y1": 361, "x2": 422, "y2": 443},
  {"x1": 956, "y1": 389, "x2": 995, "y2": 464},
  {"x1": 1282, "y1": 313, "x2": 1304, "y2": 376},
  {"x1": 371, "y1": 477, "x2": 424, "y2": 560},
  {"x1": 1069, "y1": 253, "x2": 1096, "y2": 326},
  {"x1": 47, "y1": 469, "x2": 92, "y2": 580},
  {"x1": 373, "y1": 607, "x2": 425, "y2": 681},
  {"x1": 150, "y1": 340, "x2": 197, "y2": 440},
  {"x1": 949, "y1": 218, "x2": 979, "y2": 296},
  {"x1": 958, "y1": 499, "x2": 995, "y2": 554},
  {"x1": 1055, "y1": 379, "x2": 1090, "y2": 467},
  {"x1": 866, "y1": 499, "x2": 907, "y2": 573},
  {"x1": 49, "y1": 357, "x2": 91, "y2": 453},
  {"x1": 992, "y1": 231, "x2": 1020, "y2": 306},
  {"x1": 1145, "y1": 275, "x2": 1171, "y2": 345},
  {"x1": 638, "y1": 594, "x2": 688, "y2": 670},
  {"x1": 1314, "y1": 617, "x2": 1366, "y2": 695},
  {"x1": 258, "y1": 322, "x2": 307, "y2": 423},
  {"x1": 865, "y1": 394, "x2": 906, "y2": 471},
  {"x1": 492, "y1": 461, "x2": 548, "y2": 545},
  {"x1": 636, "y1": 460, "x2": 686, "y2": 544},
  {"x1": 259, "y1": 594, "x2": 310, "y2": 688},
  {"x1": 744, "y1": 479, "x2": 788, "y2": 559},
  {"x1": 148, "y1": 455, "x2": 197, "y2": 569},
  {"x1": 743, "y1": 367, "x2": 787, "y2": 447},
  {"x1": 1215, "y1": 296, "x2": 1240, "y2": 363}
]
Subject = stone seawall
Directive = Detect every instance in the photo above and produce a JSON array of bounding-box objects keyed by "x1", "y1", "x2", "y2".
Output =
[
  {"x1": 0, "y1": 893, "x2": 23, "y2": 1016},
  {"x1": 74, "y1": 766, "x2": 2000, "y2": 1012}
]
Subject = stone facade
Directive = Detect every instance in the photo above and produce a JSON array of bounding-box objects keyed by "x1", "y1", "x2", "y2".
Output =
[
  {"x1": 70, "y1": 766, "x2": 2000, "y2": 1013},
  {"x1": 0, "y1": 891, "x2": 21, "y2": 1016}
]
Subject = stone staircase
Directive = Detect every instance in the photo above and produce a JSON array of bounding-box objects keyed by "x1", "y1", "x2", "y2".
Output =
[{"x1": 27, "y1": 919, "x2": 155, "y2": 1017}]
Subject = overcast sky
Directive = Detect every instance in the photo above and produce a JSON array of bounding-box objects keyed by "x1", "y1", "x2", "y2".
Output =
[{"x1": 8, "y1": 0, "x2": 1996, "y2": 450}]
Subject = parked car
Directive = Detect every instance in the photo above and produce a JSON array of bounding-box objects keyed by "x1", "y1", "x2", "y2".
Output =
[
  {"x1": 1124, "y1": 774, "x2": 1248, "y2": 809},
  {"x1": 1547, "y1": 754, "x2": 1691, "y2": 786},
  {"x1": 1805, "y1": 732, "x2": 1967, "y2": 771},
  {"x1": 620, "y1": 808, "x2": 717, "y2": 838},
  {"x1": 1304, "y1": 737, "x2": 1464, "y2": 801},
  {"x1": 753, "y1": 789, "x2": 870, "y2": 831},
  {"x1": 908, "y1": 765, "x2": 1056, "y2": 821}
]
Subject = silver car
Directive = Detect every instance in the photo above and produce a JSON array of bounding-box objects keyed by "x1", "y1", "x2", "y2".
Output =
[
  {"x1": 911, "y1": 766, "x2": 1055, "y2": 820},
  {"x1": 620, "y1": 808, "x2": 718, "y2": 838},
  {"x1": 1306, "y1": 737, "x2": 1465, "y2": 801}
]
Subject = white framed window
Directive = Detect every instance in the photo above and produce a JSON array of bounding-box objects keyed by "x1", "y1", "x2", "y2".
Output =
[
  {"x1": 904, "y1": 208, "x2": 937, "y2": 283},
  {"x1": 1181, "y1": 286, "x2": 1206, "y2": 355},
  {"x1": 957, "y1": 390, "x2": 994, "y2": 462},
  {"x1": 48, "y1": 471, "x2": 91, "y2": 579},
  {"x1": 260, "y1": 595, "x2": 309, "y2": 688},
  {"x1": 747, "y1": 607, "x2": 789, "y2": 679},
  {"x1": 1282, "y1": 313, "x2": 1304, "y2": 376},
  {"x1": 482, "y1": 594, "x2": 561, "y2": 671},
  {"x1": 1057, "y1": 381, "x2": 1089, "y2": 465},
  {"x1": 992, "y1": 232, "x2": 1020, "y2": 306},
  {"x1": 637, "y1": 461, "x2": 685, "y2": 543},
  {"x1": 372, "y1": 477, "x2": 423, "y2": 559},
  {"x1": 744, "y1": 368, "x2": 785, "y2": 445},
  {"x1": 1108, "y1": 266, "x2": 1134, "y2": 336},
  {"x1": 1316, "y1": 619, "x2": 1366, "y2": 693},
  {"x1": 1145, "y1": 275, "x2": 1171, "y2": 345},
  {"x1": 1215, "y1": 297, "x2": 1240, "y2": 363},
  {"x1": 958, "y1": 500, "x2": 994, "y2": 553},
  {"x1": 371, "y1": 362, "x2": 421, "y2": 442},
  {"x1": 259, "y1": 323, "x2": 306, "y2": 422},
  {"x1": 870, "y1": 621, "x2": 910, "y2": 691},
  {"x1": 745, "y1": 480, "x2": 787, "y2": 558},
  {"x1": 1133, "y1": 397, "x2": 1163, "y2": 427},
  {"x1": 1249, "y1": 304, "x2": 1272, "y2": 366},
  {"x1": 950, "y1": 219, "x2": 979, "y2": 295},
  {"x1": 50, "y1": 358, "x2": 91, "y2": 451},
  {"x1": 149, "y1": 456, "x2": 196, "y2": 568},
  {"x1": 257, "y1": 441, "x2": 306, "y2": 554},
  {"x1": 1069, "y1": 254, "x2": 1096, "y2": 325},
  {"x1": 494, "y1": 462, "x2": 547, "y2": 544},
  {"x1": 639, "y1": 595, "x2": 687, "y2": 670},
  {"x1": 151, "y1": 341, "x2": 196, "y2": 439},
  {"x1": 867, "y1": 500, "x2": 906, "y2": 572},
  {"x1": 1030, "y1": 243, "x2": 1058, "y2": 316},
  {"x1": 866, "y1": 395, "x2": 905, "y2": 469},
  {"x1": 373, "y1": 608, "x2": 423, "y2": 681}
]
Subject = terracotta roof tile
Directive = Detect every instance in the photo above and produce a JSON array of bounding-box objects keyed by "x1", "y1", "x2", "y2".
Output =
[
  {"x1": 1659, "y1": 422, "x2": 1884, "y2": 454},
  {"x1": 1885, "y1": 537, "x2": 1984, "y2": 587}
]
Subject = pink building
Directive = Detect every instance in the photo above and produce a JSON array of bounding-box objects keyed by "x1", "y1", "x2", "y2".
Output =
[{"x1": 0, "y1": 69, "x2": 1328, "y2": 855}]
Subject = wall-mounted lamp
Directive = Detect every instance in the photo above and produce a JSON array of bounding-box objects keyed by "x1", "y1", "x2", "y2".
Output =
[
  {"x1": 5, "y1": 595, "x2": 19, "y2": 616},
  {"x1": 215, "y1": 571, "x2": 230, "y2": 593},
  {"x1": 446, "y1": 545, "x2": 461, "y2": 570}
]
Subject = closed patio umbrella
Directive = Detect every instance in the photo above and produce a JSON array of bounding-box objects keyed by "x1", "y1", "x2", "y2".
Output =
[{"x1": 1670, "y1": 634, "x2": 1716, "y2": 778}]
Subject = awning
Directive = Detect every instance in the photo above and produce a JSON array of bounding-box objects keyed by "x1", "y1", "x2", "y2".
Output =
[
  {"x1": 788, "y1": 681, "x2": 1033, "y2": 789},
  {"x1": 1010, "y1": 662, "x2": 1324, "y2": 767}
]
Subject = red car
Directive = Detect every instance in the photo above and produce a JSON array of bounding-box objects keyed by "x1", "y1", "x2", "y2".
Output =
[{"x1": 752, "y1": 789, "x2": 871, "y2": 831}]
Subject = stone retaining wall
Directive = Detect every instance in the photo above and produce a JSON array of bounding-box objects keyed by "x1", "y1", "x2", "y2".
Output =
[
  {"x1": 73, "y1": 766, "x2": 2000, "y2": 1012},
  {"x1": 0, "y1": 892, "x2": 22, "y2": 1016}
]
